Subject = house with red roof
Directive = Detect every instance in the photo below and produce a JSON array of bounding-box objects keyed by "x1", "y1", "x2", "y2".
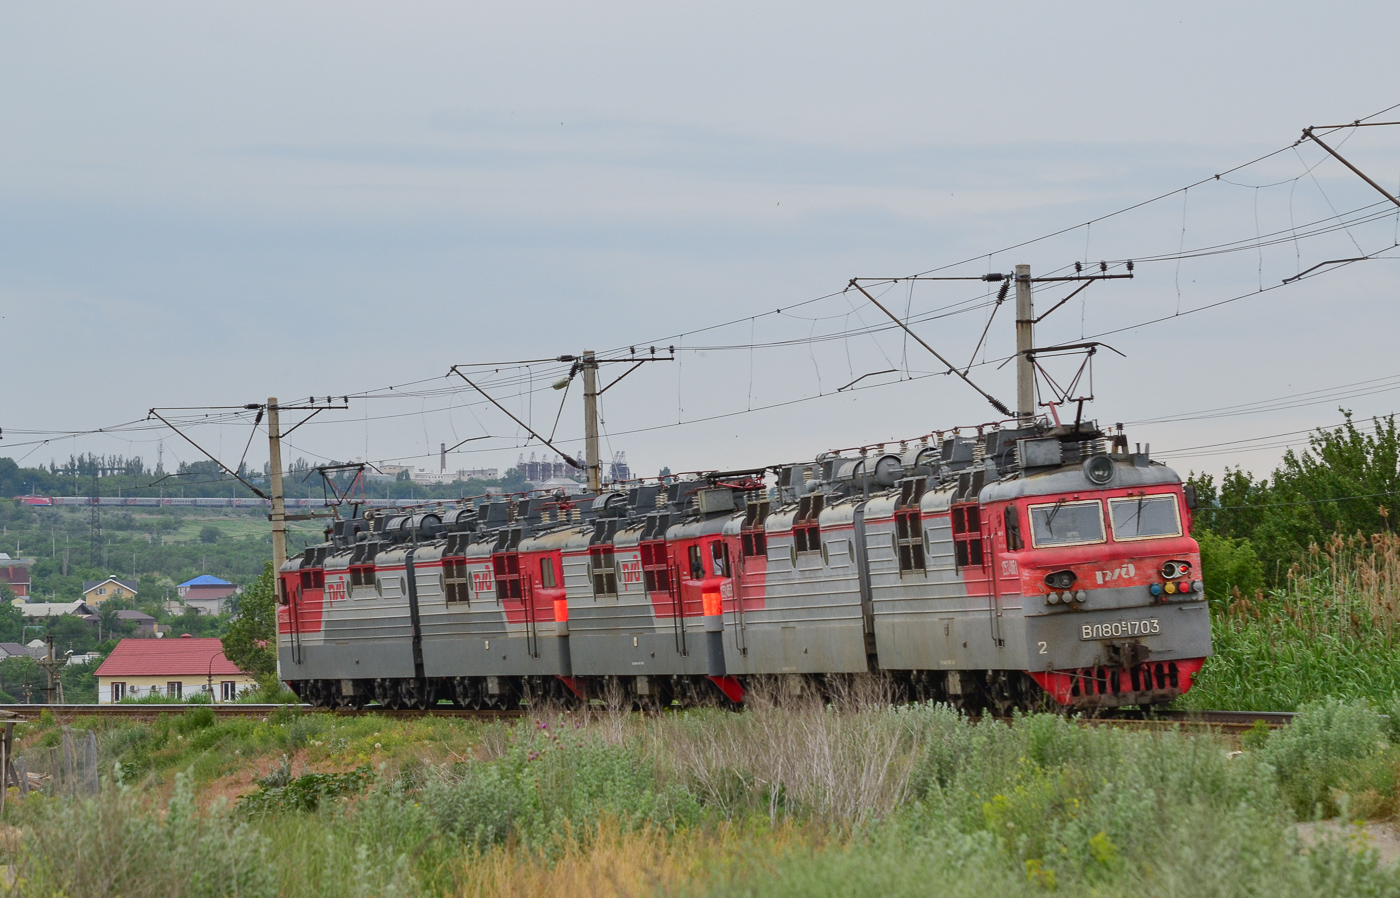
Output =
[
  {"x1": 94, "y1": 635, "x2": 257, "y2": 703},
  {"x1": 0, "y1": 554, "x2": 33, "y2": 599}
]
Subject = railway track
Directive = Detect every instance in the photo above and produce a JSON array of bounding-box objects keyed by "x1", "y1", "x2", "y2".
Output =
[
  {"x1": 0, "y1": 704, "x2": 522, "y2": 722},
  {"x1": 0, "y1": 703, "x2": 1294, "y2": 732}
]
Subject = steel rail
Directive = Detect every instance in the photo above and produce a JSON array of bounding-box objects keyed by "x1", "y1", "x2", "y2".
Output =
[
  {"x1": 0, "y1": 704, "x2": 524, "y2": 722},
  {"x1": 0, "y1": 704, "x2": 1295, "y2": 732}
]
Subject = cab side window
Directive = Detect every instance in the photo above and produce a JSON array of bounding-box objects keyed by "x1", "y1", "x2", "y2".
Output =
[
  {"x1": 710, "y1": 540, "x2": 729, "y2": 577},
  {"x1": 688, "y1": 545, "x2": 705, "y2": 580},
  {"x1": 1005, "y1": 505, "x2": 1023, "y2": 551}
]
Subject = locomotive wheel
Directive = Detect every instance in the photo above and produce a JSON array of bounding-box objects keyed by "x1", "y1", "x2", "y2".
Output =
[
  {"x1": 336, "y1": 692, "x2": 366, "y2": 711},
  {"x1": 398, "y1": 678, "x2": 431, "y2": 710},
  {"x1": 450, "y1": 677, "x2": 476, "y2": 709},
  {"x1": 372, "y1": 678, "x2": 401, "y2": 710}
]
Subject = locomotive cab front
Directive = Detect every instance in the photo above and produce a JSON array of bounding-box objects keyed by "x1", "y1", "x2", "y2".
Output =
[{"x1": 984, "y1": 448, "x2": 1212, "y2": 708}]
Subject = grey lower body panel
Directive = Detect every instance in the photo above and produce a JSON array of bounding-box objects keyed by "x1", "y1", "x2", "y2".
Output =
[
  {"x1": 421, "y1": 633, "x2": 571, "y2": 677},
  {"x1": 723, "y1": 620, "x2": 868, "y2": 674},
  {"x1": 567, "y1": 629, "x2": 710, "y2": 676},
  {"x1": 280, "y1": 638, "x2": 416, "y2": 681},
  {"x1": 873, "y1": 616, "x2": 1011, "y2": 670}
]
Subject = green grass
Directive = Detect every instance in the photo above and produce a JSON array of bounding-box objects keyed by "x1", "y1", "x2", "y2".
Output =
[{"x1": 2, "y1": 696, "x2": 1398, "y2": 896}]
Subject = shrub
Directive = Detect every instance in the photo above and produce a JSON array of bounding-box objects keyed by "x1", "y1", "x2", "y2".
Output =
[
  {"x1": 1196, "y1": 528, "x2": 1265, "y2": 604},
  {"x1": 239, "y1": 757, "x2": 373, "y2": 816},
  {"x1": 1258, "y1": 698, "x2": 1393, "y2": 818},
  {"x1": 10, "y1": 773, "x2": 277, "y2": 898}
]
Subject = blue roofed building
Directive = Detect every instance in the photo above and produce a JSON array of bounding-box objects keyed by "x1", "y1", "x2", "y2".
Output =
[{"x1": 174, "y1": 575, "x2": 237, "y2": 615}]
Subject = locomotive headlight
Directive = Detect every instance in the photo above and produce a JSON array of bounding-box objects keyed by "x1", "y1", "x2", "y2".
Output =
[
  {"x1": 1083, "y1": 454, "x2": 1116, "y2": 485},
  {"x1": 1044, "y1": 570, "x2": 1076, "y2": 590},
  {"x1": 1161, "y1": 560, "x2": 1190, "y2": 579}
]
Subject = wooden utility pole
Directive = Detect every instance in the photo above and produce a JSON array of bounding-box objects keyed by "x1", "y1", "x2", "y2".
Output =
[
  {"x1": 1014, "y1": 264, "x2": 1035, "y2": 425},
  {"x1": 267, "y1": 397, "x2": 287, "y2": 575},
  {"x1": 581, "y1": 351, "x2": 601, "y2": 493}
]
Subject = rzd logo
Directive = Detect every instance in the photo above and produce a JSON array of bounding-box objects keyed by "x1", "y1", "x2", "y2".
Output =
[
  {"x1": 1095, "y1": 562, "x2": 1136, "y2": 584},
  {"x1": 325, "y1": 580, "x2": 347, "y2": 603},
  {"x1": 620, "y1": 559, "x2": 643, "y2": 586},
  {"x1": 471, "y1": 569, "x2": 494, "y2": 594}
]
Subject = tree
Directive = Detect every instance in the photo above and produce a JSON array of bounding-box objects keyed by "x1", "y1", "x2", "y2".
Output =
[
  {"x1": 1188, "y1": 412, "x2": 1400, "y2": 585},
  {"x1": 222, "y1": 562, "x2": 277, "y2": 678},
  {"x1": 200, "y1": 526, "x2": 220, "y2": 544},
  {"x1": 0, "y1": 600, "x2": 21, "y2": 644},
  {"x1": 97, "y1": 602, "x2": 122, "y2": 642}
]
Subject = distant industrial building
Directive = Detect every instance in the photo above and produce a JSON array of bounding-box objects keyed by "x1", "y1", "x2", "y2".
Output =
[
  {"x1": 513, "y1": 452, "x2": 579, "y2": 483},
  {"x1": 369, "y1": 453, "x2": 499, "y2": 484},
  {"x1": 509, "y1": 450, "x2": 631, "y2": 487}
]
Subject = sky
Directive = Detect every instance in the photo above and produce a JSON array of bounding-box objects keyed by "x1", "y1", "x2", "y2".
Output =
[{"x1": 2, "y1": 3, "x2": 1399, "y2": 489}]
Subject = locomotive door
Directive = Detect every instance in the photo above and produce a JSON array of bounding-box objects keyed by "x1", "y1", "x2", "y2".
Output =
[
  {"x1": 667, "y1": 560, "x2": 687, "y2": 656},
  {"x1": 288, "y1": 580, "x2": 304, "y2": 665},
  {"x1": 851, "y1": 506, "x2": 874, "y2": 642},
  {"x1": 985, "y1": 527, "x2": 1004, "y2": 647},
  {"x1": 521, "y1": 573, "x2": 540, "y2": 659},
  {"x1": 494, "y1": 551, "x2": 537, "y2": 658},
  {"x1": 952, "y1": 502, "x2": 1000, "y2": 645},
  {"x1": 728, "y1": 547, "x2": 746, "y2": 654}
]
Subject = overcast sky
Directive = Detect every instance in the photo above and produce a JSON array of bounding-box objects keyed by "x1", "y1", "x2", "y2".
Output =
[{"x1": 3, "y1": 3, "x2": 1398, "y2": 488}]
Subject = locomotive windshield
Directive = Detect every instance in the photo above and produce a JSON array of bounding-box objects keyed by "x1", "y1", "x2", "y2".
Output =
[
  {"x1": 1108, "y1": 495, "x2": 1182, "y2": 540},
  {"x1": 1028, "y1": 500, "x2": 1105, "y2": 547}
]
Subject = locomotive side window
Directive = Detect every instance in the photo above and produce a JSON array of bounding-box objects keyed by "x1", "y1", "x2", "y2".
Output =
[
  {"x1": 1108, "y1": 495, "x2": 1182, "y2": 540},
  {"x1": 1028, "y1": 500, "x2": 1105, "y2": 547},
  {"x1": 590, "y1": 546, "x2": 617, "y2": 597},
  {"x1": 793, "y1": 494, "x2": 823, "y2": 554},
  {"x1": 540, "y1": 556, "x2": 557, "y2": 589},
  {"x1": 641, "y1": 541, "x2": 671, "y2": 592},
  {"x1": 444, "y1": 558, "x2": 470, "y2": 604},
  {"x1": 688, "y1": 545, "x2": 705, "y2": 580},
  {"x1": 493, "y1": 553, "x2": 522, "y2": 602},
  {"x1": 1005, "y1": 505, "x2": 1023, "y2": 551},
  {"x1": 951, "y1": 504, "x2": 983, "y2": 568},
  {"x1": 895, "y1": 508, "x2": 925, "y2": 574},
  {"x1": 742, "y1": 500, "x2": 770, "y2": 559},
  {"x1": 710, "y1": 540, "x2": 729, "y2": 577}
]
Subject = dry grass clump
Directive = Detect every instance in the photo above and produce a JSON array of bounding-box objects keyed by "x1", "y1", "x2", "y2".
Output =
[
  {"x1": 460, "y1": 818, "x2": 806, "y2": 898},
  {"x1": 654, "y1": 675, "x2": 914, "y2": 829}
]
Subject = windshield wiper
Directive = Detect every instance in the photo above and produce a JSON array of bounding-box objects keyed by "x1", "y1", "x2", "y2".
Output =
[
  {"x1": 1044, "y1": 498, "x2": 1067, "y2": 531},
  {"x1": 1120, "y1": 495, "x2": 1146, "y2": 536}
]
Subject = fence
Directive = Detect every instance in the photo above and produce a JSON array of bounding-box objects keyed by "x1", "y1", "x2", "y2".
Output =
[{"x1": 5, "y1": 725, "x2": 99, "y2": 802}]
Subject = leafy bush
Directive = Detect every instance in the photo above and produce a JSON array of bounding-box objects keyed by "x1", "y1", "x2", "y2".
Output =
[
  {"x1": 1196, "y1": 527, "x2": 1265, "y2": 603},
  {"x1": 239, "y1": 757, "x2": 373, "y2": 816},
  {"x1": 1258, "y1": 698, "x2": 1394, "y2": 818},
  {"x1": 419, "y1": 722, "x2": 699, "y2": 849},
  {"x1": 8, "y1": 773, "x2": 277, "y2": 898}
]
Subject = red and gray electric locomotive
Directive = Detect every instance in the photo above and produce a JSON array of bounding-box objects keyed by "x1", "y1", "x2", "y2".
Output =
[{"x1": 277, "y1": 418, "x2": 1210, "y2": 711}]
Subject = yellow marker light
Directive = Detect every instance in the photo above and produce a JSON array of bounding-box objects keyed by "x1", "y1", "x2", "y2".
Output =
[{"x1": 1164, "y1": 581, "x2": 1177, "y2": 595}]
